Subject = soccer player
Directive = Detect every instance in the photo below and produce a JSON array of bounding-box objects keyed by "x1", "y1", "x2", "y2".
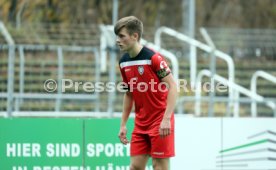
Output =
[{"x1": 115, "y1": 16, "x2": 177, "y2": 170}]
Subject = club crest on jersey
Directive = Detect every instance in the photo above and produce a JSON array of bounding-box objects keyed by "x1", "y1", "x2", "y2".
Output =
[{"x1": 138, "y1": 66, "x2": 144, "y2": 75}]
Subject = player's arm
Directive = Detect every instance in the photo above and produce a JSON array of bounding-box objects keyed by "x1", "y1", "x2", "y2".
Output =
[
  {"x1": 162, "y1": 73, "x2": 177, "y2": 120},
  {"x1": 151, "y1": 54, "x2": 178, "y2": 137},
  {"x1": 118, "y1": 91, "x2": 133, "y2": 145},
  {"x1": 159, "y1": 73, "x2": 177, "y2": 137}
]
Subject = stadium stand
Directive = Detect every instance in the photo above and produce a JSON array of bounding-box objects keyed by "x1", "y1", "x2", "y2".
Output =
[{"x1": 0, "y1": 23, "x2": 276, "y2": 117}]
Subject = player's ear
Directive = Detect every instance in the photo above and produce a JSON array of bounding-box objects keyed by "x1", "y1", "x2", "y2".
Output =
[{"x1": 132, "y1": 32, "x2": 139, "y2": 41}]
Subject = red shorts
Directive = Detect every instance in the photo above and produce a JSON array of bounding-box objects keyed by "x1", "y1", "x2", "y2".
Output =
[{"x1": 130, "y1": 130, "x2": 175, "y2": 158}]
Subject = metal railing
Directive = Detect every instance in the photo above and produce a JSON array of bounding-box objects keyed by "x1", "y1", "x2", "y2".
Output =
[
  {"x1": 155, "y1": 26, "x2": 235, "y2": 116},
  {"x1": 195, "y1": 70, "x2": 276, "y2": 117},
  {"x1": 155, "y1": 26, "x2": 197, "y2": 87},
  {"x1": 0, "y1": 21, "x2": 15, "y2": 45},
  {"x1": 200, "y1": 28, "x2": 217, "y2": 116},
  {"x1": 251, "y1": 70, "x2": 276, "y2": 117},
  {"x1": 0, "y1": 44, "x2": 101, "y2": 117},
  {"x1": 1, "y1": 21, "x2": 275, "y2": 118}
]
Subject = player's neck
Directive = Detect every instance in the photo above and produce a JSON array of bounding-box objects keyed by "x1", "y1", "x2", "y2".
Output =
[{"x1": 128, "y1": 43, "x2": 143, "y2": 58}]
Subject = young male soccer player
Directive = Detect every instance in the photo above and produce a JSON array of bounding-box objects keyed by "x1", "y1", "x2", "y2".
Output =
[{"x1": 114, "y1": 16, "x2": 177, "y2": 170}]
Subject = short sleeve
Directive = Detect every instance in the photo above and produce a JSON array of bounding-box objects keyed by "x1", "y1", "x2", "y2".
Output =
[{"x1": 151, "y1": 54, "x2": 171, "y2": 79}]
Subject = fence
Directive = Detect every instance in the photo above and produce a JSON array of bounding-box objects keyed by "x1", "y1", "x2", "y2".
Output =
[
  {"x1": 155, "y1": 27, "x2": 276, "y2": 117},
  {"x1": 0, "y1": 44, "x2": 100, "y2": 117},
  {"x1": 1, "y1": 22, "x2": 276, "y2": 117}
]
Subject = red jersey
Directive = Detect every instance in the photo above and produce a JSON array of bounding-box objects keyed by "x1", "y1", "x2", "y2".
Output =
[{"x1": 119, "y1": 46, "x2": 174, "y2": 134}]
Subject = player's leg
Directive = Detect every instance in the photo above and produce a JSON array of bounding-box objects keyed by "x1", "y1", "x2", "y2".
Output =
[
  {"x1": 130, "y1": 154, "x2": 150, "y2": 170},
  {"x1": 152, "y1": 158, "x2": 169, "y2": 170},
  {"x1": 130, "y1": 132, "x2": 151, "y2": 170},
  {"x1": 149, "y1": 128, "x2": 174, "y2": 170}
]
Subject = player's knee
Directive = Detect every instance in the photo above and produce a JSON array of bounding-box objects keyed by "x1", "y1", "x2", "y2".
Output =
[
  {"x1": 152, "y1": 158, "x2": 169, "y2": 170},
  {"x1": 152, "y1": 161, "x2": 162, "y2": 170},
  {"x1": 130, "y1": 163, "x2": 143, "y2": 170}
]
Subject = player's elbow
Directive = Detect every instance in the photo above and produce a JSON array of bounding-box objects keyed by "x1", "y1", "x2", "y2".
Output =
[
  {"x1": 126, "y1": 91, "x2": 132, "y2": 97},
  {"x1": 125, "y1": 91, "x2": 133, "y2": 101},
  {"x1": 168, "y1": 80, "x2": 177, "y2": 91}
]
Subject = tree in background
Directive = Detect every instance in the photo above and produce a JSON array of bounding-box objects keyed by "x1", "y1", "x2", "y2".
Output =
[{"x1": 0, "y1": 0, "x2": 275, "y2": 29}]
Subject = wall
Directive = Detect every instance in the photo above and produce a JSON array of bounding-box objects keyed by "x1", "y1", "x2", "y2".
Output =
[{"x1": 1, "y1": 116, "x2": 276, "y2": 170}]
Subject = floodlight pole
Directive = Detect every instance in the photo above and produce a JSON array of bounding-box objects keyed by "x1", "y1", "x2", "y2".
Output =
[
  {"x1": 182, "y1": 0, "x2": 196, "y2": 88},
  {"x1": 112, "y1": 0, "x2": 119, "y2": 25}
]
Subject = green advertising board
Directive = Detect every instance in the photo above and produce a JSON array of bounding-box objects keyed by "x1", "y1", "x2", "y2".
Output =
[{"x1": 0, "y1": 118, "x2": 152, "y2": 170}]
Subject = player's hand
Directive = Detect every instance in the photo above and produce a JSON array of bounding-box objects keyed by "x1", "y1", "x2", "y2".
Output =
[
  {"x1": 159, "y1": 118, "x2": 171, "y2": 138},
  {"x1": 118, "y1": 126, "x2": 129, "y2": 145}
]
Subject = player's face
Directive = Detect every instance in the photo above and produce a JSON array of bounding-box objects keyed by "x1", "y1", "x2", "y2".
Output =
[{"x1": 116, "y1": 27, "x2": 137, "y2": 52}]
